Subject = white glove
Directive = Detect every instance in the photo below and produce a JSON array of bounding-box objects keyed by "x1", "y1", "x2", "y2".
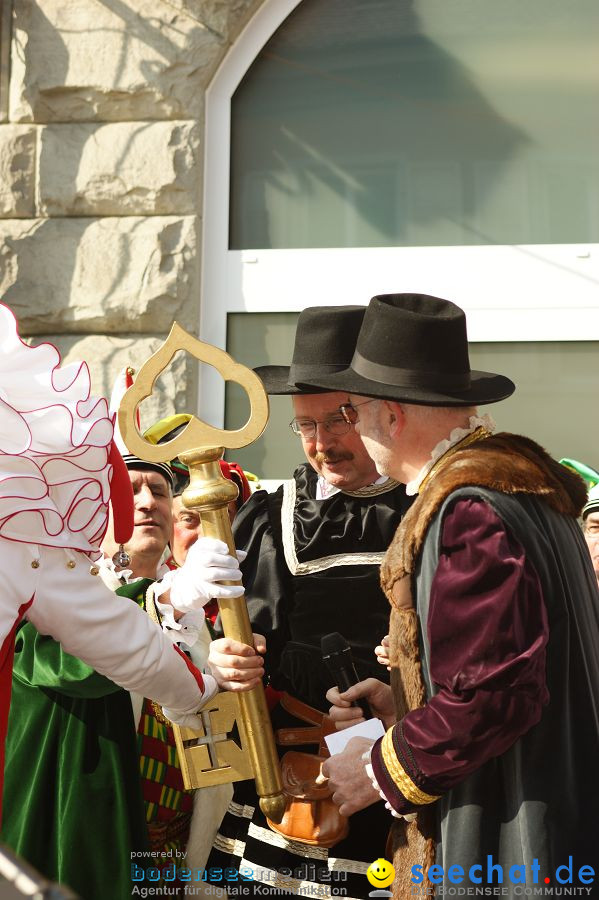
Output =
[
  {"x1": 169, "y1": 536, "x2": 246, "y2": 613},
  {"x1": 162, "y1": 708, "x2": 206, "y2": 730}
]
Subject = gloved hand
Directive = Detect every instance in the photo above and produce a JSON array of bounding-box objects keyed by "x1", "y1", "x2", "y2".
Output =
[
  {"x1": 169, "y1": 536, "x2": 246, "y2": 613},
  {"x1": 161, "y1": 708, "x2": 206, "y2": 730}
]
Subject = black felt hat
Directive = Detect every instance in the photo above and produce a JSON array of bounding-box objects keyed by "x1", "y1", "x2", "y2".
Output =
[
  {"x1": 254, "y1": 305, "x2": 366, "y2": 395},
  {"x1": 300, "y1": 293, "x2": 515, "y2": 406}
]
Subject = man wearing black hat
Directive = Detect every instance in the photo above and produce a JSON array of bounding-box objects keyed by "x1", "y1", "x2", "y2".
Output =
[
  {"x1": 311, "y1": 294, "x2": 599, "y2": 894},
  {"x1": 205, "y1": 306, "x2": 412, "y2": 899}
]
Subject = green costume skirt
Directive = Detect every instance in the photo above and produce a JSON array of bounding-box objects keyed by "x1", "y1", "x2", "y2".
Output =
[{"x1": 0, "y1": 581, "x2": 152, "y2": 900}]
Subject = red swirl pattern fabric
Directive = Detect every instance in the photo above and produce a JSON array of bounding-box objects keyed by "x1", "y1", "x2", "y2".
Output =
[{"x1": 0, "y1": 304, "x2": 114, "y2": 552}]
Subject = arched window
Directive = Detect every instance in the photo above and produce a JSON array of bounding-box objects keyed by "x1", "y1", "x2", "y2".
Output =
[{"x1": 202, "y1": 0, "x2": 599, "y2": 478}]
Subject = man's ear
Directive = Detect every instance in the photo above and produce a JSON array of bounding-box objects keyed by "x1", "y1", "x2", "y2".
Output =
[{"x1": 384, "y1": 401, "x2": 405, "y2": 436}]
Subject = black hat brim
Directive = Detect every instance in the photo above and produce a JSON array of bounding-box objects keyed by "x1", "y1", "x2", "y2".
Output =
[
  {"x1": 254, "y1": 365, "x2": 328, "y2": 396},
  {"x1": 298, "y1": 367, "x2": 515, "y2": 406}
]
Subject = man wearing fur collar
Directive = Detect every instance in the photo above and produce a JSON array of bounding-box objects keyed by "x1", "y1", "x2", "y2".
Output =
[{"x1": 306, "y1": 294, "x2": 599, "y2": 895}]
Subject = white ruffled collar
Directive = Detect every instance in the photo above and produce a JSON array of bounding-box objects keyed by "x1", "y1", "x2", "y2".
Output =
[
  {"x1": 316, "y1": 473, "x2": 389, "y2": 500},
  {"x1": 406, "y1": 414, "x2": 496, "y2": 496}
]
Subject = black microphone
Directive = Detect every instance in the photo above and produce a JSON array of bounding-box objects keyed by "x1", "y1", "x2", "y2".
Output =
[{"x1": 321, "y1": 632, "x2": 372, "y2": 720}]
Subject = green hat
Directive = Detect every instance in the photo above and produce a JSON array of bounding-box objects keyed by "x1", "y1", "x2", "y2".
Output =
[
  {"x1": 559, "y1": 458, "x2": 599, "y2": 489},
  {"x1": 560, "y1": 459, "x2": 599, "y2": 520}
]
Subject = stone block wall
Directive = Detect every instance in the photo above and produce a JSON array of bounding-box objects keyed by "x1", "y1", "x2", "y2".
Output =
[{"x1": 0, "y1": 0, "x2": 262, "y2": 427}]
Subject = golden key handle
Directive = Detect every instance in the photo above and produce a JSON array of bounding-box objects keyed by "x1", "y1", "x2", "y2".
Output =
[
  {"x1": 118, "y1": 322, "x2": 269, "y2": 459},
  {"x1": 118, "y1": 322, "x2": 285, "y2": 823}
]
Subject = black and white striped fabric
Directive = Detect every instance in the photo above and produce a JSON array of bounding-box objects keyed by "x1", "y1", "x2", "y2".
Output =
[
  {"x1": 206, "y1": 705, "x2": 390, "y2": 899},
  {"x1": 122, "y1": 454, "x2": 175, "y2": 489}
]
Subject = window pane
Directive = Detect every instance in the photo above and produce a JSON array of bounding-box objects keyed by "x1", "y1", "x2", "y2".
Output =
[
  {"x1": 225, "y1": 313, "x2": 302, "y2": 480},
  {"x1": 225, "y1": 313, "x2": 599, "y2": 479},
  {"x1": 470, "y1": 342, "x2": 599, "y2": 470},
  {"x1": 230, "y1": 0, "x2": 599, "y2": 249}
]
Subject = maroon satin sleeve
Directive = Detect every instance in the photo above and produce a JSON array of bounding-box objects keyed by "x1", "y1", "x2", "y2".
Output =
[{"x1": 371, "y1": 497, "x2": 549, "y2": 815}]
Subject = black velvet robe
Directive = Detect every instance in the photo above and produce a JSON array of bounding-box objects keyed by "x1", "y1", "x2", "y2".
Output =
[
  {"x1": 232, "y1": 463, "x2": 411, "y2": 709},
  {"x1": 208, "y1": 463, "x2": 411, "y2": 898}
]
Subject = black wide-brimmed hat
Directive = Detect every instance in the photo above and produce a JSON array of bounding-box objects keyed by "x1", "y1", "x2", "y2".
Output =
[
  {"x1": 255, "y1": 305, "x2": 366, "y2": 395},
  {"x1": 299, "y1": 293, "x2": 515, "y2": 406}
]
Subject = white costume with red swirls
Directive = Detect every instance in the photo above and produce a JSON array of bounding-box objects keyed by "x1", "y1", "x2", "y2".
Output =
[
  {"x1": 0, "y1": 313, "x2": 114, "y2": 553},
  {"x1": 0, "y1": 304, "x2": 217, "y2": 812}
]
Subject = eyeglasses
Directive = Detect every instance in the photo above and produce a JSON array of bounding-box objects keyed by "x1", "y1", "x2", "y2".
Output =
[
  {"x1": 338, "y1": 398, "x2": 378, "y2": 425},
  {"x1": 289, "y1": 414, "x2": 353, "y2": 439}
]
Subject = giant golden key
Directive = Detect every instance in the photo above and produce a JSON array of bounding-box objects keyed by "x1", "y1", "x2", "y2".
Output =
[{"x1": 118, "y1": 321, "x2": 285, "y2": 823}]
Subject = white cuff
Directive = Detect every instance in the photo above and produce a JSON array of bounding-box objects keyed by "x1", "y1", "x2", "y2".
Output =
[
  {"x1": 198, "y1": 672, "x2": 220, "y2": 705},
  {"x1": 154, "y1": 597, "x2": 206, "y2": 649},
  {"x1": 362, "y1": 748, "x2": 417, "y2": 822},
  {"x1": 163, "y1": 672, "x2": 220, "y2": 727}
]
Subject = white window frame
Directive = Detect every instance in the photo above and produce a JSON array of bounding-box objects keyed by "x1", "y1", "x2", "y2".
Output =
[{"x1": 200, "y1": 0, "x2": 599, "y2": 428}]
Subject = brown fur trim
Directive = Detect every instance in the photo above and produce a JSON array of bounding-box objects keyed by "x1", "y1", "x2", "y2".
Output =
[
  {"x1": 382, "y1": 432, "x2": 587, "y2": 598},
  {"x1": 388, "y1": 602, "x2": 436, "y2": 894},
  {"x1": 389, "y1": 606, "x2": 427, "y2": 714},
  {"x1": 390, "y1": 811, "x2": 437, "y2": 899}
]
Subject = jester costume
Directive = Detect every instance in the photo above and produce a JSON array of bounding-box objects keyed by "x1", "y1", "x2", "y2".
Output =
[
  {"x1": 2, "y1": 560, "x2": 217, "y2": 900},
  {"x1": 0, "y1": 304, "x2": 213, "y2": 830}
]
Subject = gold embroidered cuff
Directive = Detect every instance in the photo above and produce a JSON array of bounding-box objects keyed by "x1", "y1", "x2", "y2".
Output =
[{"x1": 381, "y1": 729, "x2": 440, "y2": 806}]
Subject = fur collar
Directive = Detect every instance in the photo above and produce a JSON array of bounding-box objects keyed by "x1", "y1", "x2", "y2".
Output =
[{"x1": 382, "y1": 433, "x2": 587, "y2": 598}]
